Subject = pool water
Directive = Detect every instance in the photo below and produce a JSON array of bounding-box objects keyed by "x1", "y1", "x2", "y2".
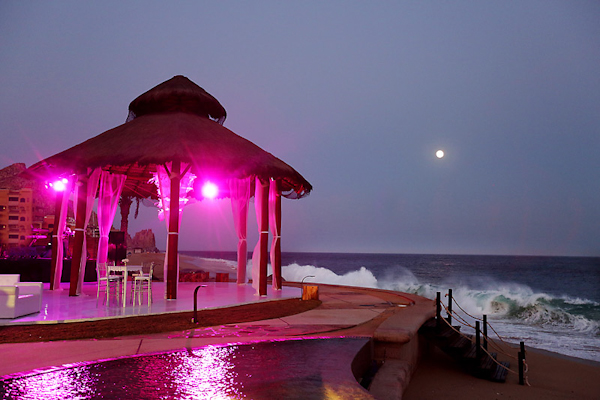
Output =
[{"x1": 1, "y1": 338, "x2": 373, "y2": 399}]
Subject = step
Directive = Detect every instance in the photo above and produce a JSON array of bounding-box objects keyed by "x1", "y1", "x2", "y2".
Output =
[
  {"x1": 444, "y1": 317, "x2": 461, "y2": 330},
  {"x1": 445, "y1": 335, "x2": 471, "y2": 354},
  {"x1": 422, "y1": 318, "x2": 437, "y2": 329},
  {"x1": 474, "y1": 353, "x2": 496, "y2": 377},
  {"x1": 490, "y1": 361, "x2": 510, "y2": 383},
  {"x1": 462, "y1": 344, "x2": 478, "y2": 361},
  {"x1": 418, "y1": 319, "x2": 438, "y2": 335}
]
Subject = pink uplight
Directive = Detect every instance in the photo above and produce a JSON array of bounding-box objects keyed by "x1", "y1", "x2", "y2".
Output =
[
  {"x1": 201, "y1": 182, "x2": 218, "y2": 199},
  {"x1": 50, "y1": 178, "x2": 68, "y2": 192}
]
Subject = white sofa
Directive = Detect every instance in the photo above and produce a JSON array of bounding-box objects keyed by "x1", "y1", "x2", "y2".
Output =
[{"x1": 0, "y1": 274, "x2": 43, "y2": 319}]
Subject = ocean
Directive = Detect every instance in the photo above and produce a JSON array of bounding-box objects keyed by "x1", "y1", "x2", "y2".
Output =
[{"x1": 181, "y1": 251, "x2": 600, "y2": 363}]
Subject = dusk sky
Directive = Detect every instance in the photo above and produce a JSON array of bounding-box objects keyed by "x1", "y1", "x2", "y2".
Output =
[{"x1": 1, "y1": 2, "x2": 598, "y2": 257}]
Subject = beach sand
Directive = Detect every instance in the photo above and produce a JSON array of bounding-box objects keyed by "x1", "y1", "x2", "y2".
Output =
[{"x1": 403, "y1": 341, "x2": 600, "y2": 400}]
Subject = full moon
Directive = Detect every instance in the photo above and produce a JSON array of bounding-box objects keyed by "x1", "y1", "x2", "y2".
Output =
[{"x1": 436, "y1": 150, "x2": 445, "y2": 159}]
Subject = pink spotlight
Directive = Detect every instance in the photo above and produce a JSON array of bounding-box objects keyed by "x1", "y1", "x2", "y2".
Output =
[
  {"x1": 51, "y1": 178, "x2": 68, "y2": 192},
  {"x1": 201, "y1": 182, "x2": 218, "y2": 199}
]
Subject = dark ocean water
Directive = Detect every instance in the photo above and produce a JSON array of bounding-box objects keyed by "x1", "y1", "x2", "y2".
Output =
[{"x1": 183, "y1": 251, "x2": 600, "y2": 362}]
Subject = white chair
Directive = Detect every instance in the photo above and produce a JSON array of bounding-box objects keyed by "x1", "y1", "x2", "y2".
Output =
[
  {"x1": 133, "y1": 262, "x2": 154, "y2": 305},
  {"x1": 96, "y1": 262, "x2": 121, "y2": 304}
]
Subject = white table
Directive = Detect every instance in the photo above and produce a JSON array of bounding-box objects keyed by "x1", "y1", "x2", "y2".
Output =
[{"x1": 107, "y1": 265, "x2": 143, "y2": 307}]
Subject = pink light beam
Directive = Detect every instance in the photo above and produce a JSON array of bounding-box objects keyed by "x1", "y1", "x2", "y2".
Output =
[{"x1": 201, "y1": 182, "x2": 218, "y2": 199}]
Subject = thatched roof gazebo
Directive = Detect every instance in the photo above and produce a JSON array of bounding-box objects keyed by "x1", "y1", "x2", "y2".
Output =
[{"x1": 27, "y1": 75, "x2": 312, "y2": 299}]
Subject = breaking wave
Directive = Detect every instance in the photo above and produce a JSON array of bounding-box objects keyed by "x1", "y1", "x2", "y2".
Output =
[
  {"x1": 282, "y1": 263, "x2": 600, "y2": 337},
  {"x1": 281, "y1": 263, "x2": 378, "y2": 288}
]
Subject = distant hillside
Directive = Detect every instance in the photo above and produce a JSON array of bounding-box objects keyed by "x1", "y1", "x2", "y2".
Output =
[{"x1": 0, "y1": 163, "x2": 55, "y2": 217}]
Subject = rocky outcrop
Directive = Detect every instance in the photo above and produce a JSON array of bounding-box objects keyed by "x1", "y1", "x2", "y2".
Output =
[
  {"x1": 0, "y1": 163, "x2": 28, "y2": 188},
  {"x1": 127, "y1": 229, "x2": 158, "y2": 253}
]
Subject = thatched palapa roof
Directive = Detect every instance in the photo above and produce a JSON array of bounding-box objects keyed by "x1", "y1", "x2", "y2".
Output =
[
  {"x1": 127, "y1": 75, "x2": 227, "y2": 123},
  {"x1": 27, "y1": 75, "x2": 311, "y2": 199}
]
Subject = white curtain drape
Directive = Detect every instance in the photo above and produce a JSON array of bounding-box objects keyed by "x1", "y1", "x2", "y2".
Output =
[
  {"x1": 269, "y1": 179, "x2": 282, "y2": 290},
  {"x1": 50, "y1": 179, "x2": 73, "y2": 290},
  {"x1": 73, "y1": 168, "x2": 101, "y2": 294},
  {"x1": 96, "y1": 171, "x2": 126, "y2": 266},
  {"x1": 251, "y1": 177, "x2": 269, "y2": 295},
  {"x1": 230, "y1": 177, "x2": 252, "y2": 284}
]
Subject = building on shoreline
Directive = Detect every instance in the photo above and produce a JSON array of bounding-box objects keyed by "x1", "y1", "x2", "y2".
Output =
[
  {"x1": 0, "y1": 187, "x2": 37, "y2": 250},
  {"x1": 0, "y1": 163, "x2": 51, "y2": 253},
  {"x1": 0, "y1": 163, "x2": 96, "y2": 257}
]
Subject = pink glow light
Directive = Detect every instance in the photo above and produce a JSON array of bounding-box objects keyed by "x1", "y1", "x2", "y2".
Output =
[
  {"x1": 201, "y1": 182, "x2": 218, "y2": 199},
  {"x1": 50, "y1": 178, "x2": 68, "y2": 192}
]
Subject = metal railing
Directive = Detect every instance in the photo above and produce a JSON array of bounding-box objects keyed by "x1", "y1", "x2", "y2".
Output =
[{"x1": 436, "y1": 290, "x2": 529, "y2": 385}]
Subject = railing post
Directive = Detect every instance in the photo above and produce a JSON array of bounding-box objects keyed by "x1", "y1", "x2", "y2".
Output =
[
  {"x1": 447, "y1": 288, "x2": 453, "y2": 325},
  {"x1": 483, "y1": 314, "x2": 488, "y2": 350},
  {"x1": 519, "y1": 341, "x2": 526, "y2": 385},
  {"x1": 436, "y1": 292, "x2": 441, "y2": 330},
  {"x1": 475, "y1": 321, "x2": 481, "y2": 359},
  {"x1": 518, "y1": 351, "x2": 524, "y2": 385}
]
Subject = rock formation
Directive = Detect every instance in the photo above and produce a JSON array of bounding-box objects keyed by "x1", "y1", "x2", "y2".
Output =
[{"x1": 127, "y1": 229, "x2": 158, "y2": 253}]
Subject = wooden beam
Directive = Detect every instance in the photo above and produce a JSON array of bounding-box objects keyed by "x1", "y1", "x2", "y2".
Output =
[
  {"x1": 273, "y1": 180, "x2": 282, "y2": 289},
  {"x1": 166, "y1": 161, "x2": 181, "y2": 299}
]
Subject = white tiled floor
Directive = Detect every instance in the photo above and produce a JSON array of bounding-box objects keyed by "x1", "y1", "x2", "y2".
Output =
[{"x1": 0, "y1": 282, "x2": 300, "y2": 325}]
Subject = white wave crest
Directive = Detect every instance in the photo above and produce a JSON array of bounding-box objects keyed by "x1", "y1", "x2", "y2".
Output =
[
  {"x1": 281, "y1": 263, "x2": 378, "y2": 288},
  {"x1": 561, "y1": 296, "x2": 600, "y2": 306}
]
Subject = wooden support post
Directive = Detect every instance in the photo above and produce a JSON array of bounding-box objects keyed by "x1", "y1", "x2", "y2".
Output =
[
  {"x1": 272, "y1": 180, "x2": 282, "y2": 290},
  {"x1": 447, "y1": 288, "x2": 453, "y2": 325},
  {"x1": 49, "y1": 190, "x2": 64, "y2": 290},
  {"x1": 483, "y1": 315, "x2": 488, "y2": 350},
  {"x1": 69, "y1": 179, "x2": 88, "y2": 296},
  {"x1": 476, "y1": 320, "x2": 481, "y2": 359},
  {"x1": 166, "y1": 161, "x2": 181, "y2": 300},
  {"x1": 436, "y1": 292, "x2": 441, "y2": 330}
]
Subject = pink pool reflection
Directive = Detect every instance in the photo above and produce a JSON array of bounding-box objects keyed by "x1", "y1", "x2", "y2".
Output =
[{"x1": 0, "y1": 338, "x2": 373, "y2": 399}]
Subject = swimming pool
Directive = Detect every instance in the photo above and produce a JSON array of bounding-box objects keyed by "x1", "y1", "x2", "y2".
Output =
[{"x1": 1, "y1": 337, "x2": 374, "y2": 399}]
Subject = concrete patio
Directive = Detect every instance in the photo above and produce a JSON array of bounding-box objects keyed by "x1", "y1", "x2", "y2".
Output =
[{"x1": 0, "y1": 281, "x2": 300, "y2": 326}]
